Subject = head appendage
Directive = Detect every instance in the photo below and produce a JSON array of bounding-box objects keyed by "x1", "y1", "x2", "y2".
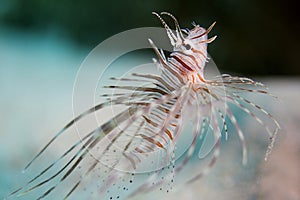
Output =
[
  {"x1": 191, "y1": 21, "x2": 216, "y2": 40},
  {"x1": 160, "y1": 12, "x2": 185, "y2": 41},
  {"x1": 197, "y1": 36, "x2": 217, "y2": 44},
  {"x1": 152, "y1": 12, "x2": 176, "y2": 45}
]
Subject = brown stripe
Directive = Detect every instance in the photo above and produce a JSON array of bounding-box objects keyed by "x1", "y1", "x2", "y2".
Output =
[
  {"x1": 135, "y1": 147, "x2": 146, "y2": 154},
  {"x1": 157, "y1": 106, "x2": 170, "y2": 114},
  {"x1": 143, "y1": 115, "x2": 158, "y2": 127},
  {"x1": 140, "y1": 134, "x2": 164, "y2": 149},
  {"x1": 197, "y1": 73, "x2": 206, "y2": 83},
  {"x1": 144, "y1": 127, "x2": 168, "y2": 144},
  {"x1": 174, "y1": 51, "x2": 202, "y2": 69},
  {"x1": 192, "y1": 48, "x2": 206, "y2": 59},
  {"x1": 170, "y1": 55, "x2": 194, "y2": 71},
  {"x1": 123, "y1": 153, "x2": 137, "y2": 170},
  {"x1": 164, "y1": 129, "x2": 173, "y2": 140}
]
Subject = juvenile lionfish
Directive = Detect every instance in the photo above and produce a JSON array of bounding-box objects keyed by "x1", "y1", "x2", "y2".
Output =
[{"x1": 8, "y1": 12, "x2": 280, "y2": 200}]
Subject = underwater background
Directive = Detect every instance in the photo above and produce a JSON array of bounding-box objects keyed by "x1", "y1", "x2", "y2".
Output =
[{"x1": 1, "y1": 0, "x2": 299, "y2": 199}]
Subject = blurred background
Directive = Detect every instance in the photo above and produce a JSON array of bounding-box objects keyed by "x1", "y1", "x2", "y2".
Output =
[
  {"x1": 1, "y1": 0, "x2": 299, "y2": 75},
  {"x1": 0, "y1": 0, "x2": 299, "y2": 199}
]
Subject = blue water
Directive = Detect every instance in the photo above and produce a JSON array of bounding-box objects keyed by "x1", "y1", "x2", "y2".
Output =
[
  {"x1": 0, "y1": 26, "x2": 282, "y2": 200},
  {"x1": 0, "y1": 27, "x2": 158, "y2": 199},
  {"x1": 0, "y1": 27, "x2": 88, "y2": 199}
]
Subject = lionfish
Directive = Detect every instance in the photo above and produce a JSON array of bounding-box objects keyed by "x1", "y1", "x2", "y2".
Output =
[{"x1": 8, "y1": 12, "x2": 280, "y2": 200}]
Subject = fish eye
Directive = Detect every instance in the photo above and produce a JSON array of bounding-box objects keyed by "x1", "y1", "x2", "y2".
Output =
[{"x1": 184, "y1": 44, "x2": 191, "y2": 50}]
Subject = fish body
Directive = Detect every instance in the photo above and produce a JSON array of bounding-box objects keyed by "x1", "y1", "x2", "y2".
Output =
[{"x1": 7, "y1": 12, "x2": 280, "y2": 200}]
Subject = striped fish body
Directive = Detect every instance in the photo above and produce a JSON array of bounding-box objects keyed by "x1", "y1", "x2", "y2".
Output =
[{"x1": 7, "y1": 12, "x2": 280, "y2": 200}]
